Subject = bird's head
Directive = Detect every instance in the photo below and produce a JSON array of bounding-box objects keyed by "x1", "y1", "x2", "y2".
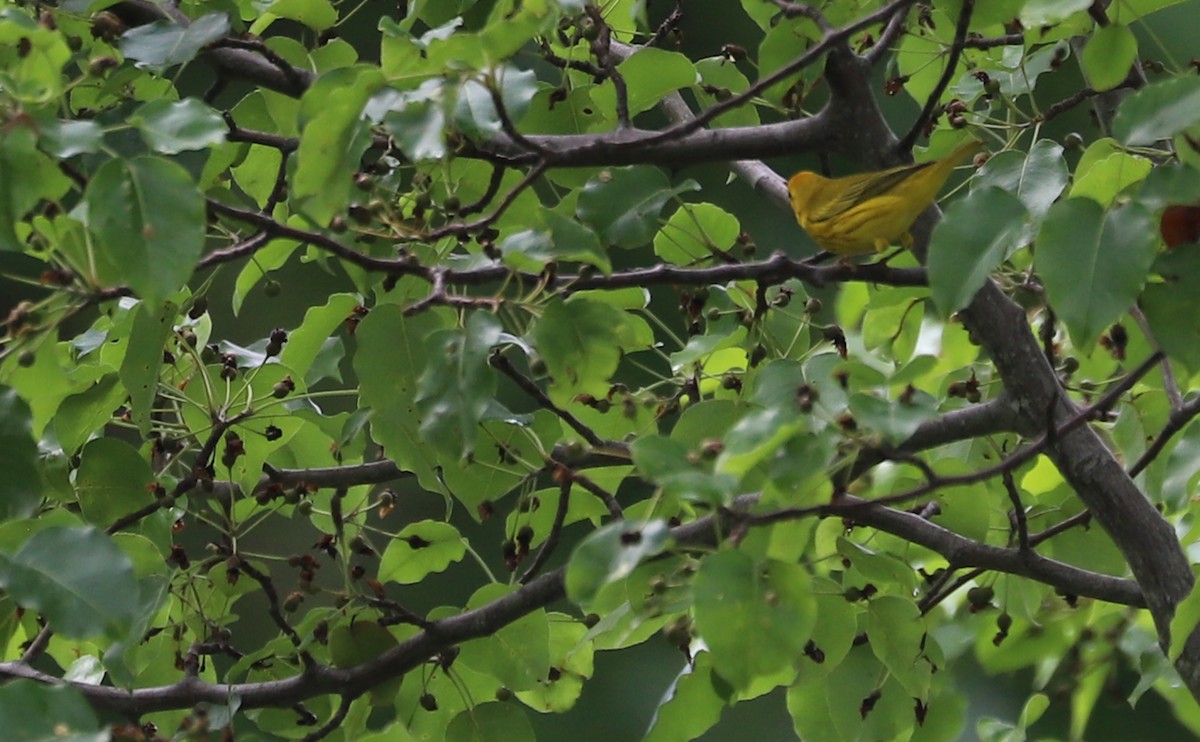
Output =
[{"x1": 786, "y1": 171, "x2": 826, "y2": 220}]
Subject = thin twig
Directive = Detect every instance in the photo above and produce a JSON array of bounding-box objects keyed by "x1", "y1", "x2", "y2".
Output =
[
  {"x1": 899, "y1": 0, "x2": 974, "y2": 151},
  {"x1": 520, "y1": 477, "x2": 572, "y2": 584},
  {"x1": 1130, "y1": 304, "x2": 1182, "y2": 409},
  {"x1": 567, "y1": 469, "x2": 623, "y2": 518},
  {"x1": 1002, "y1": 468, "x2": 1029, "y2": 551},
  {"x1": 300, "y1": 694, "x2": 355, "y2": 742},
  {"x1": 490, "y1": 352, "x2": 629, "y2": 457}
]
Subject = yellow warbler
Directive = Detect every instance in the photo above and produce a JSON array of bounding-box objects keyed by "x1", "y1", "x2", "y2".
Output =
[{"x1": 787, "y1": 139, "x2": 984, "y2": 255}]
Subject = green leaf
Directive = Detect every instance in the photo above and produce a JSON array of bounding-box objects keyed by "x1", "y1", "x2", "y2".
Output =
[
  {"x1": 445, "y1": 702, "x2": 535, "y2": 742},
  {"x1": 971, "y1": 139, "x2": 1069, "y2": 220},
  {"x1": 415, "y1": 312, "x2": 502, "y2": 459},
  {"x1": 644, "y1": 653, "x2": 725, "y2": 742},
  {"x1": 0, "y1": 128, "x2": 71, "y2": 252},
  {"x1": 454, "y1": 68, "x2": 539, "y2": 139},
  {"x1": 119, "y1": 300, "x2": 176, "y2": 437},
  {"x1": 823, "y1": 647, "x2": 913, "y2": 741},
  {"x1": 120, "y1": 13, "x2": 232, "y2": 69},
  {"x1": 85, "y1": 156, "x2": 205, "y2": 306},
  {"x1": 1070, "y1": 145, "x2": 1152, "y2": 205},
  {"x1": 381, "y1": 80, "x2": 448, "y2": 161},
  {"x1": 129, "y1": 99, "x2": 226, "y2": 154},
  {"x1": 848, "y1": 390, "x2": 938, "y2": 445},
  {"x1": 279, "y1": 293, "x2": 360, "y2": 384},
  {"x1": 499, "y1": 207, "x2": 612, "y2": 273},
  {"x1": 1036, "y1": 199, "x2": 1157, "y2": 348},
  {"x1": 929, "y1": 187, "x2": 1029, "y2": 316},
  {"x1": 632, "y1": 434, "x2": 738, "y2": 504},
  {"x1": 591, "y1": 48, "x2": 696, "y2": 118},
  {"x1": 74, "y1": 438, "x2": 156, "y2": 528},
  {"x1": 329, "y1": 621, "x2": 401, "y2": 705},
  {"x1": 694, "y1": 57, "x2": 759, "y2": 128},
  {"x1": 654, "y1": 202, "x2": 741, "y2": 266},
  {"x1": 715, "y1": 407, "x2": 805, "y2": 479},
  {"x1": 692, "y1": 551, "x2": 815, "y2": 689},
  {"x1": 379, "y1": 521, "x2": 467, "y2": 584},
  {"x1": 1082, "y1": 24, "x2": 1137, "y2": 92},
  {"x1": 1143, "y1": 250, "x2": 1200, "y2": 369},
  {"x1": 1113, "y1": 76, "x2": 1200, "y2": 146},
  {"x1": 576, "y1": 167, "x2": 698, "y2": 249},
  {"x1": 533, "y1": 298, "x2": 626, "y2": 395},
  {"x1": 0, "y1": 526, "x2": 139, "y2": 641},
  {"x1": 52, "y1": 367, "x2": 122, "y2": 453},
  {"x1": 355, "y1": 306, "x2": 447, "y2": 488},
  {"x1": 0, "y1": 680, "x2": 103, "y2": 741},
  {"x1": 294, "y1": 66, "x2": 384, "y2": 224},
  {"x1": 457, "y1": 584, "x2": 550, "y2": 692},
  {"x1": 565, "y1": 519, "x2": 673, "y2": 606},
  {"x1": 263, "y1": 0, "x2": 338, "y2": 31},
  {"x1": 1019, "y1": 0, "x2": 1090, "y2": 26},
  {"x1": 514, "y1": 615, "x2": 594, "y2": 712},
  {"x1": 0, "y1": 387, "x2": 40, "y2": 520},
  {"x1": 866, "y1": 596, "x2": 932, "y2": 698},
  {"x1": 39, "y1": 120, "x2": 104, "y2": 158}
]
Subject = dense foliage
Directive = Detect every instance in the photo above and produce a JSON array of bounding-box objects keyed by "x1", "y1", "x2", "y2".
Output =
[{"x1": 2, "y1": 0, "x2": 1200, "y2": 739}]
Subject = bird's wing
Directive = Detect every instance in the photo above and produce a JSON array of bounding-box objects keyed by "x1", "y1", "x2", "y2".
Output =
[{"x1": 807, "y1": 160, "x2": 935, "y2": 223}]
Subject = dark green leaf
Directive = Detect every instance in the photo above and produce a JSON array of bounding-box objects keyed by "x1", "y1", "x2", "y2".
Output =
[
  {"x1": 328, "y1": 621, "x2": 401, "y2": 705},
  {"x1": 576, "y1": 167, "x2": 699, "y2": 248},
  {"x1": 129, "y1": 99, "x2": 226, "y2": 154},
  {"x1": 566, "y1": 520, "x2": 673, "y2": 607},
  {"x1": 445, "y1": 702, "x2": 535, "y2": 742},
  {"x1": 415, "y1": 311, "x2": 502, "y2": 459},
  {"x1": 0, "y1": 387, "x2": 40, "y2": 520},
  {"x1": 1113, "y1": 76, "x2": 1200, "y2": 146},
  {"x1": 0, "y1": 680, "x2": 103, "y2": 742},
  {"x1": 715, "y1": 407, "x2": 805, "y2": 478},
  {"x1": 929, "y1": 187, "x2": 1028, "y2": 316},
  {"x1": 848, "y1": 390, "x2": 938, "y2": 444},
  {"x1": 499, "y1": 207, "x2": 611, "y2": 273},
  {"x1": 972, "y1": 139, "x2": 1069, "y2": 220},
  {"x1": 120, "y1": 13, "x2": 232, "y2": 69},
  {"x1": 53, "y1": 375, "x2": 123, "y2": 455},
  {"x1": 1036, "y1": 199, "x2": 1157, "y2": 348},
  {"x1": 293, "y1": 66, "x2": 384, "y2": 224},
  {"x1": 454, "y1": 68, "x2": 538, "y2": 139},
  {"x1": 457, "y1": 584, "x2": 550, "y2": 692},
  {"x1": 355, "y1": 306, "x2": 447, "y2": 489},
  {"x1": 74, "y1": 438, "x2": 156, "y2": 527},
  {"x1": 382, "y1": 80, "x2": 448, "y2": 161},
  {"x1": 38, "y1": 120, "x2": 103, "y2": 158},
  {"x1": 119, "y1": 300, "x2": 176, "y2": 436},
  {"x1": 85, "y1": 156, "x2": 205, "y2": 306},
  {"x1": 692, "y1": 551, "x2": 815, "y2": 689},
  {"x1": 533, "y1": 298, "x2": 626, "y2": 395},
  {"x1": 0, "y1": 526, "x2": 139, "y2": 640},
  {"x1": 1142, "y1": 250, "x2": 1200, "y2": 369}
]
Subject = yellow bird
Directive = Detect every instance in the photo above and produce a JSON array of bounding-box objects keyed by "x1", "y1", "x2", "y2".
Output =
[{"x1": 787, "y1": 139, "x2": 984, "y2": 255}]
